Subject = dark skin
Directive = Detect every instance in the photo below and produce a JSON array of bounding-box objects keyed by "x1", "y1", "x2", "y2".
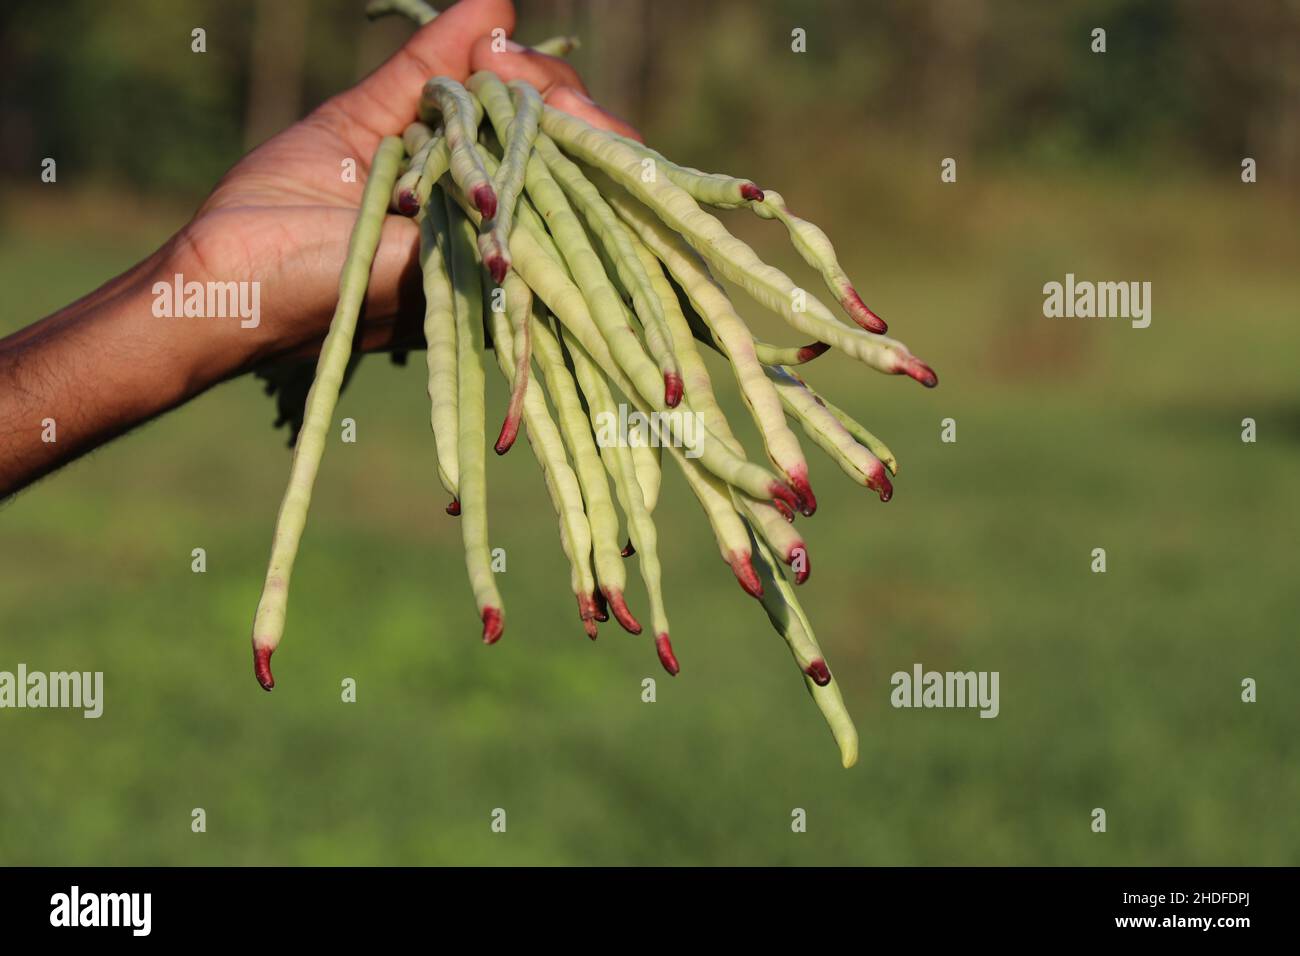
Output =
[{"x1": 0, "y1": 0, "x2": 638, "y2": 498}]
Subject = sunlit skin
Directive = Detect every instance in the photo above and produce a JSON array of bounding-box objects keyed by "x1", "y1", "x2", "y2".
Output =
[{"x1": 0, "y1": 0, "x2": 637, "y2": 498}]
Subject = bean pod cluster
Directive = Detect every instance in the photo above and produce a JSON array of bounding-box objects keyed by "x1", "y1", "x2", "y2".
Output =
[{"x1": 251, "y1": 0, "x2": 938, "y2": 767}]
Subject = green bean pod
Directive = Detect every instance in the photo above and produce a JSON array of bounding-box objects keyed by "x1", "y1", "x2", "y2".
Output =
[
  {"x1": 421, "y1": 77, "x2": 497, "y2": 222},
  {"x1": 443, "y1": 168, "x2": 799, "y2": 513},
  {"x1": 603, "y1": 129, "x2": 763, "y2": 208},
  {"x1": 531, "y1": 313, "x2": 627, "y2": 627},
  {"x1": 747, "y1": 523, "x2": 858, "y2": 769},
  {"x1": 489, "y1": 279, "x2": 598, "y2": 636},
  {"x1": 405, "y1": 94, "x2": 483, "y2": 216},
  {"x1": 561, "y1": 326, "x2": 679, "y2": 663},
  {"x1": 250, "y1": 135, "x2": 404, "y2": 691},
  {"x1": 491, "y1": 266, "x2": 532, "y2": 455},
  {"x1": 529, "y1": 129, "x2": 682, "y2": 406},
  {"x1": 402, "y1": 121, "x2": 434, "y2": 158},
  {"x1": 671, "y1": 279, "x2": 829, "y2": 367},
  {"x1": 751, "y1": 189, "x2": 888, "y2": 334},
  {"x1": 764, "y1": 364, "x2": 893, "y2": 501},
  {"x1": 393, "y1": 126, "x2": 443, "y2": 215},
  {"x1": 466, "y1": 74, "x2": 542, "y2": 283},
  {"x1": 446, "y1": 191, "x2": 505, "y2": 643},
  {"x1": 469, "y1": 73, "x2": 682, "y2": 408},
  {"x1": 418, "y1": 185, "x2": 459, "y2": 505},
  {"x1": 606, "y1": 184, "x2": 817, "y2": 515},
  {"x1": 617, "y1": 223, "x2": 770, "y2": 594},
  {"x1": 815, "y1": 392, "x2": 899, "y2": 476},
  {"x1": 542, "y1": 111, "x2": 936, "y2": 386},
  {"x1": 630, "y1": 441, "x2": 661, "y2": 514}
]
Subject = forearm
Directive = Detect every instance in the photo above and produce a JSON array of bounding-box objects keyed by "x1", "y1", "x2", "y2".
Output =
[{"x1": 0, "y1": 236, "x2": 259, "y2": 498}]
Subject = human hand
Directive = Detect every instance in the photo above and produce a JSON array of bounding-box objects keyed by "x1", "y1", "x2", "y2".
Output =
[
  {"x1": 179, "y1": 0, "x2": 639, "y2": 368},
  {"x1": 0, "y1": 0, "x2": 638, "y2": 497}
]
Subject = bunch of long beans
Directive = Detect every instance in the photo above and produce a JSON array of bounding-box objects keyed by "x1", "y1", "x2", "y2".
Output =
[{"x1": 250, "y1": 0, "x2": 937, "y2": 767}]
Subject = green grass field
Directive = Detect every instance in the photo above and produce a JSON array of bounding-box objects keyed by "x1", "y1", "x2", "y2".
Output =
[{"x1": 1, "y1": 160, "x2": 1296, "y2": 865}]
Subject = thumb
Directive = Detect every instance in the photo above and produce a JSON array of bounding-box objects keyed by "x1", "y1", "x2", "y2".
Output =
[{"x1": 327, "y1": 0, "x2": 517, "y2": 137}]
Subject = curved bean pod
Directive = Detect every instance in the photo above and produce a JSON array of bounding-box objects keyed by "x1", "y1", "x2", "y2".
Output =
[
  {"x1": 603, "y1": 129, "x2": 763, "y2": 208},
  {"x1": 747, "y1": 523, "x2": 858, "y2": 769},
  {"x1": 491, "y1": 263, "x2": 532, "y2": 454},
  {"x1": 393, "y1": 125, "x2": 441, "y2": 215},
  {"x1": 466, "y1": 74, "x2": 543, "y2": 282},
  {"x1": 421, "y1": 77, "x2": 497, "y2": 220},
  {"x1": 752, "y1": 189, "x2": 888, "y2": 334},
  {"x1": 669, "y1": 278, "x2": 829, "y2": 368},
  {"x1": 815, "y1": 393, "x2": 898, "y2": 477}
]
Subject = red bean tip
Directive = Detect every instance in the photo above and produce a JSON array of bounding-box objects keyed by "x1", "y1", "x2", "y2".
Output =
[
  {"x1": 494, "y1": 414, "x2": 522, "y2": 455},
  {"x1": 473, "y1": 184, "x2": 498, "y2": 221},
  {"x1": 253, "y1": 646, "x2": 275, "y2": 691},
  {"x1": 482, "y1": 607, "x2": 504, "y2": 644},
  {"x1": 655, "y1": 633, "x2": 680, "y2": 676},
  {"x1": 770, "y1": 480, "x2": 801, "y2": 512},
  {"x1": 601, "y1": 587, "x2": 642, "y2": 635},
  {"x1": 788, "y1": 468, "x2": 817, "y2": 516},
  {"x1": 396, "y1": 190, "x2": 420, "y2": 217},
  {"x1": 843, "y1": 288, "x2": 888, "y2": 334},
  {"x1": 796, "y1": 342, "x2": 831, "y2": 363},
  {"x1": 900, "y1": 357, "x2": 938, "y2": 388},
  {"x1": 804, "y1": 658, "x2": 831, "y2": 686},
  {"x1": 663, "y1": 371, "x2": 684, "y2": 407},
  {"x1": 728, "y1": 552, "x2": 764, "y2": 599}
]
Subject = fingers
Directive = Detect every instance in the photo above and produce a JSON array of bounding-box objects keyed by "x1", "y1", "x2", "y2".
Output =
[
  {"x1": 325, "y1": 0, "x2": 517, "y2": 140},
  {"x1": 470, "y1": 40, "x2": 643, "y2": 141}
]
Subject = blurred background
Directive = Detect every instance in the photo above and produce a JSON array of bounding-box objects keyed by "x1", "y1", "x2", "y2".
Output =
[{"x1": 1, "y1": 0, "x2": 1297, "y2": 865}]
